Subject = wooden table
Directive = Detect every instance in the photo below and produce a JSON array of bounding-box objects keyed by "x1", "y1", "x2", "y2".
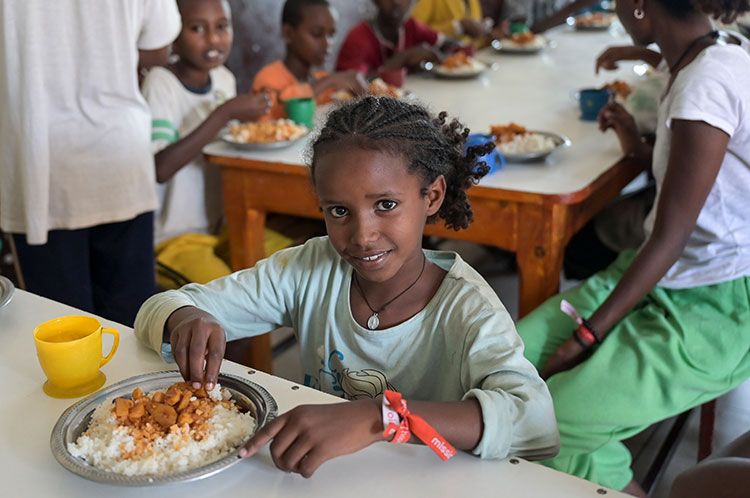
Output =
[
  {"x1": 205, "y1": 25, "x2": 647, "y2": 372},
  {"x1": 1, "y1": 289, "x2": 628, "y2": 497}
]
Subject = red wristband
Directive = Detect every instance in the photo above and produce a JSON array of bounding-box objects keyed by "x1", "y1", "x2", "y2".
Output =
[
  {"x1": 382, "y1": 390, "x2": 457, "y2": 461},
  {"x1": 561, "y1": 299, "x2": 602, "y2": 346},
  {"x1": 575, "y1": 324, "x2": 597, "y2": 347}
]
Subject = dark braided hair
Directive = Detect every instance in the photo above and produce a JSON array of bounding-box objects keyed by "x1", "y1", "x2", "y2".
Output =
[
  {"x1": 282, "y1": 0, "x2": 330, "y2": 27},
  {"x1": 177, "y1": 0, "x2": 230, "y2": 15},
  {"x1": 311, "y1": 96, "x2": 494, "y2": 231},
  {"x1": 656, "y1": 0, "x2": 750, "y2": 22}
]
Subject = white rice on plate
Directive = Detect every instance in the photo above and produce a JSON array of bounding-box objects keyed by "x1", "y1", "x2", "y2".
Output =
[
  {"x1": 500, "y1": 36, "x2": 546, "y2": 50},
  {"x1": 497, "y1": 133, "x2": 558, "y2": 155},
  {"x1": 435, "y1": 59, "x2": 486, "y2": 75},
  {"x1": 67, "y1": 384, "x2": 256, "y2": 477}
]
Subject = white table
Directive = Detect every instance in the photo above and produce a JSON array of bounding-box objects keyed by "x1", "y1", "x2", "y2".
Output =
[
  {"x1": 1, "y1": 289, "x2": 627, "y2": 497},
  {"x1": 206, "y1": 24, "x2": 640, "y2": 196}
]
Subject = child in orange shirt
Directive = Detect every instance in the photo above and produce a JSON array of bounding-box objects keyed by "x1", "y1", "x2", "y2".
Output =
[{"x1": 252, "y1": 0, "x2": 367, "y2": 119}]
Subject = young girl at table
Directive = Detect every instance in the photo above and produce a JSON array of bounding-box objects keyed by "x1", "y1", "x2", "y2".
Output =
[
  {"x1": 336, "y1": 0, "x2": 446, "y2": 86},
  {"x1": 135, "y1": 96, "x2": 559, "y2": 477},
  {"x1": 252, "y1": 0, "x2": 368, "y2": 120},
  {"x1": 516, "y1": 0, "x2": 750, "y2": 494},
  {"x1": 141, "y1": 0, "x2": 270, "y2": 244}
]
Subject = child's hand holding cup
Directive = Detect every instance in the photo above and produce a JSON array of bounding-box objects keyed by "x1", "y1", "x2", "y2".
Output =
[
  {"x1": 33, "y1": 316, "x2": 119, "y2": 398},
  {"x1": 579, "y1": 87, "x2": 613, "y2": 121}
]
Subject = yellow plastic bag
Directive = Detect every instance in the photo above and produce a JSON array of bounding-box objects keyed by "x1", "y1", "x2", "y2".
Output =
[{"x1": 156, "y1": 229, "x2": 293, "y2": 290}]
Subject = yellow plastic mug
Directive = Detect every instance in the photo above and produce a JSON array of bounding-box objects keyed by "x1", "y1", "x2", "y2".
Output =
[{"x1": 33, "y1": 316, "x2": 119, "y2": 398}]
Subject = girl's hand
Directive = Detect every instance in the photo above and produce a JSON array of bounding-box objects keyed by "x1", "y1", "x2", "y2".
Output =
[
  {"x1": 490, "y1": 20, "x2": 510, "y2": 40},
  {"x1": 540, "y1": 336, "x2": 588, "y2": 380},
  {"x1": 328, "y1": 70, "x2": 368, "y2": 96},
  {"x1": 166, "y1": 306, "x2": 227, "y2": 389},
  {"x1": 595, "y1": 46, "x2": 640, "y2": 74},
  {"x1": 400, "y1": 44, "x2": 442, "y2": 67},
  {"x1": 595, "y1": 45, "x2": 663, "y2": 74},
  {"x1": 220, "y1": 92, "x2": 271, "y2": 122},
  {"x1": 240, "y1": 400, "x2": 383, "y2": 477},
  {"x1": 460, "y1": 17, "x2": 488, "y2": 38},
  {"x1": 598, "y1": 102, "x2": 642, "y2": 157}
]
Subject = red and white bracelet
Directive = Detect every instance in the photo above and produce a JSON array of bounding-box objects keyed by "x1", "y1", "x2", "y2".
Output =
[
  {"x1": 381, "y1": 390, "x2": 457, "y2": 461},
  {"x1": 560, "y1": 299, "x2": 602, "y2": 348}
]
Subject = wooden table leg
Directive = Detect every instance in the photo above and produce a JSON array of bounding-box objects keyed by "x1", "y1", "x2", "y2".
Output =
[
  {"x1": 515, "y1": 203, "x2": 569, "y2": 318},
  {"x1": 224, "y1": 205, "x2": 274, "y2": 373}
]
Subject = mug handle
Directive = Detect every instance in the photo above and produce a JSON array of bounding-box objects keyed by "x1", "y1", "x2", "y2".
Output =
[{"x1": 100, "y1": 327, "x2": 120, "y2": 367}]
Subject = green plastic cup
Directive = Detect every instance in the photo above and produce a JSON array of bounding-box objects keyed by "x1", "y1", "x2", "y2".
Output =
[
  {"x1": 283, "y1": 97, "x2": 315, "y2": 128},
  {"x1": 510, "y1": 21, "x2": 530, "y2": 34}
]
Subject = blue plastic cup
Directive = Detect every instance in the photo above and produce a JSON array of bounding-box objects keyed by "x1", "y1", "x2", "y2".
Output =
[
  {"x1": 579, "y1": 88, "x2": 612, "y2": 121},
  {"x1": 465, "y1": 134, "x2": 505, "y2": 175}
]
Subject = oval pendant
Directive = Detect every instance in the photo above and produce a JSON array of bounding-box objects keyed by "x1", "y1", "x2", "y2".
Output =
[{"x1": 367, "y1": 313, "x2": 380, "y2": 330}]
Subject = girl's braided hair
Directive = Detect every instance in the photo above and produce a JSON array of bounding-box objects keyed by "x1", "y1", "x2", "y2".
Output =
[
  {"x1": 282, "y1": 0, "x2": 330, "y2": 27},
  {"x1": 311, "y1": 96, "x2": 493, "y2": 230}
]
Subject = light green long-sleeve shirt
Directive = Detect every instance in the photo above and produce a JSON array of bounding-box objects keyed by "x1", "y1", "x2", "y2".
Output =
[{"x1": 135, "y1": 236, "x2": 559, "y2": 460}]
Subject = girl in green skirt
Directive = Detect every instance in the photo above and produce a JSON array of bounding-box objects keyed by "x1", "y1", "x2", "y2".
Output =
[{"x1": 517, "y1": 0, "x2": 750, "y2": 495}]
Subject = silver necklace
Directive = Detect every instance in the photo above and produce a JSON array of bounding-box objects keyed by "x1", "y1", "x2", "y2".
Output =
[{"x1": 353, "y1": 254, "x2": 427, "y2": 330}]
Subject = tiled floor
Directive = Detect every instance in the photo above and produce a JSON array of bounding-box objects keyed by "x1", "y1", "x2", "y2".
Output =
[{"x1": 270, "y1": 240, "x2": 750, "y2": 496}]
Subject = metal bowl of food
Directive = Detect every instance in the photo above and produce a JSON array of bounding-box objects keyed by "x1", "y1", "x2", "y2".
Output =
[{"x1": 50, "y1": 371, "x2": 277, "y2": 486}]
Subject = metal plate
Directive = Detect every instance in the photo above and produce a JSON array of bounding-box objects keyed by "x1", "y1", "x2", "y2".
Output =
[
  {"x1": 497, "y1": 131, "x2": 571, "y2": 163},
  {"x1": 431, "y1": 62, "x2": 487, "y2": 80},
  {"x1": 220, "y1": 130, "x2": 309, "y2": 151},
  {"x1": 0, "y1": 275, "x2": 14, "y2": 309},
  {"x1": 50, "y1": 371, "x2": 278, "y2": 486},
  {"x1": 491, "y1": 37, "x2": 546, "y2": 54}
]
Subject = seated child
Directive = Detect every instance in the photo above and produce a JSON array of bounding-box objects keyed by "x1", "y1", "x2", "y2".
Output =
[
  {"x1": 413, "y1": 0, "x2": 489, "y2": 43},
  {"x1": 336, "y1": 0, "x2": 446, "y2": 86},
  {"x1": 517, "y1": 0, "x2": 750, "y2": 490},
  {"x1": 413, "y1": 0, "x2": 510, "y2": 44},
  {"x1": 141, "y1": 0, "x2": 270, "y2": 244},
  {"x1": 135, "y1": 96, "x2": 559, "y2": 477},
  {"x1": 252, "y1": 0, "x2": 368, "y2": 120}
]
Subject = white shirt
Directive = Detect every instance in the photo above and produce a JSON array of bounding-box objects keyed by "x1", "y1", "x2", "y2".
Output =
[
  {"x1": 141, "y1": 66, "x2": 236, "y2": 244},
  {"x1": 645, "y1": 41, "x2": 750, "y2": 288},
  {"x1": 0, "y1": 0, "x2": 181, "y2": 244},
  {"x1": 135, "y1": 237, "x2": 559, "y2": 460}
]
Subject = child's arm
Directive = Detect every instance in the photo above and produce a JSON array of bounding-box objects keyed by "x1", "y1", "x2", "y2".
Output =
[
  {"x1": 311, "y1": 70, "x2": 368, "y2": 97},
  {"x1": 134, "y1": 241, "x2": 315, "y2": 385},
  {"x1": 239, "y1": 398, "x2": 485, "y2": 477},
  {"x1": 154, "y1": 93, "x2": 270, "y2": 183},
  {"x1": 380, "y1": 44, "x2": 443, "y2": 72},
  {"x1": 595, "y1": 45, "x2": 663, "y2": 74},
  {"x1": 542, "y1": 117, "x2": 732, "y2": 378},
  {"x1": 598, "y1": 102, "x2": 653, "y2": 164},
  {"x1": 239, "y1": 312, "x2": 558, "y2": 476}
]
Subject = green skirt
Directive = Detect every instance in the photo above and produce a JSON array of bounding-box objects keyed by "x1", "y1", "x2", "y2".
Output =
[{"x1": 517, "y1": 250, "x2": 750, "y2": 490}]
